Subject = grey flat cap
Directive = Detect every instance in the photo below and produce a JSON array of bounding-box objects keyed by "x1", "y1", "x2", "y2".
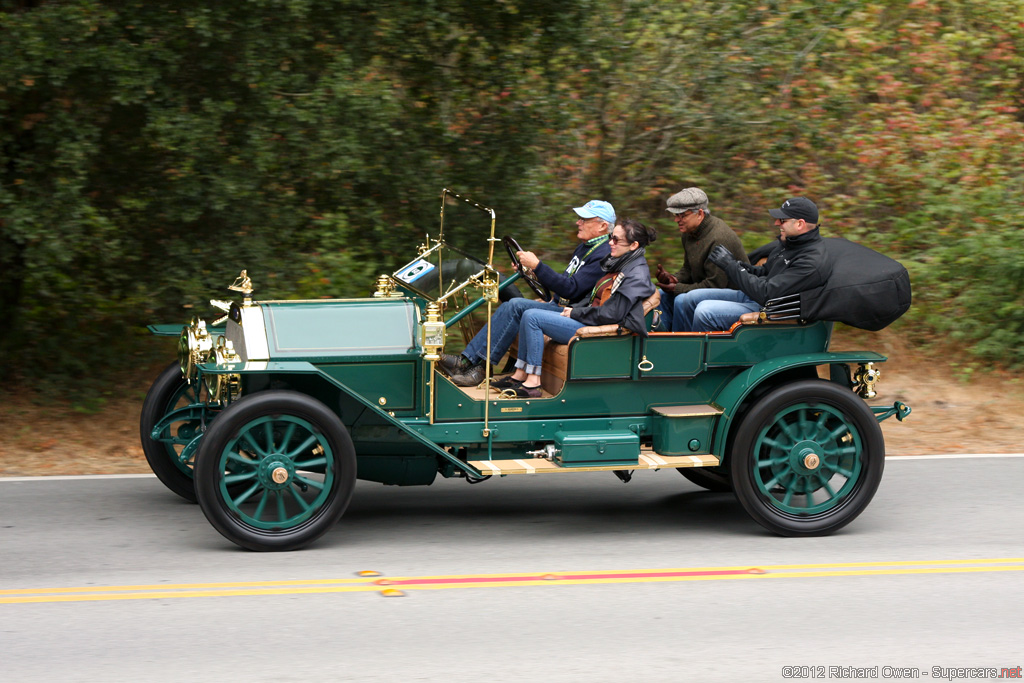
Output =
[{"x1": 666, "y1": 187, "x2": 709, "y2": 214}]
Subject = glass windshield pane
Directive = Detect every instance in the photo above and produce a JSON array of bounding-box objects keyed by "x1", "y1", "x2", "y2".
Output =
[{"x1": 392, "y1": 241, "x2": 489, "y2": 301}]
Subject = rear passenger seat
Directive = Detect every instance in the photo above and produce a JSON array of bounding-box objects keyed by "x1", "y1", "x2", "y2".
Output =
[{"x1": 540, "y1": 291, "x2": 661, "y2": 395}]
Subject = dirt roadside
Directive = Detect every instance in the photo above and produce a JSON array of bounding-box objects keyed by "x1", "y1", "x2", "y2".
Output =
[{"x1": 1, "y1": 329, "x2": 1021, "y2": 477}]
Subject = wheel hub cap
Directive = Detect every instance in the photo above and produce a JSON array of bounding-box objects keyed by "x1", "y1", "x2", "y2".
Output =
[
  {"x1": 790, "y1": 440, "x2": 825, "y2": 474},
  {"x1": 258, "y1": 458, "x2": 295, "y2": 490}
]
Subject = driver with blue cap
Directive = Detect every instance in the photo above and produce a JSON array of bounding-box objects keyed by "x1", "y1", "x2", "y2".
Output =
[{"x1": 443, "y1": 199, "x2": 615, "y2": 387}]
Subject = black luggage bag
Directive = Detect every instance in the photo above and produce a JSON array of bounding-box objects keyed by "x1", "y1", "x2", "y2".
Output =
[{"x1": 762, "y1": 238, "x2": 911, "y2": 331}]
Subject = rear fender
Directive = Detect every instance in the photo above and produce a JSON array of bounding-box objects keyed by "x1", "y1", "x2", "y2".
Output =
[{"x1": 710, "y1": 352, "x2": 887, "y2": 466}]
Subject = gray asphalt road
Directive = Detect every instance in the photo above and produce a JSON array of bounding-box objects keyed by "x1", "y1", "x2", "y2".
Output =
[{"x1": 2, "y1": 456, "x2": 1023, "y2": 682}]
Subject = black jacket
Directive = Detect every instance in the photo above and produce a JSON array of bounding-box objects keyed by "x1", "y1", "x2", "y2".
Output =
[
  {"x1": 569, "y1": 251, "x2": 656, "y2": 336},
  {"x1": 533, "y1": 235, "x2": 612, "y2": 305},
  {"x1": 720, "y1": 227, "x2": 832, "y2": 305}
]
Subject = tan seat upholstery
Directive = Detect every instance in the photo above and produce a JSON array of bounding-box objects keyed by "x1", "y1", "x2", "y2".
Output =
[
  {"x1": 574, "y1": 290, "x2": 661, "y2": 338},
  {"x1": 540, "y1": 342, "x2": 570, "y2": 394}
]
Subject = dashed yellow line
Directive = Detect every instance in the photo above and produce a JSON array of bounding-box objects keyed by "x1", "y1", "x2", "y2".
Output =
[{"x1": 3, "y1": 558, "x2": 1023, "y2": 605}]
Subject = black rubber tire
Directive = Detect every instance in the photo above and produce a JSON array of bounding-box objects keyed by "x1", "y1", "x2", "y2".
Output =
[
  {"x1": 730, "y1": 379, "x2": 884, "y2": 536},
  {"x1": 139, "y1": 361, "x2": 199, "y2": 502},
  {"x1": 678, "y1": 467, "x2": 732, "y2": 492},
  {"x1": 194, "y1": 390, "x2": 357, "y2": 551}
]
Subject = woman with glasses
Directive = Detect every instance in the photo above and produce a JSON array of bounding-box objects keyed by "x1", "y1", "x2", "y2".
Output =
[{"x1": 494, "y1": 218, "x2": 658, "y2": 398}]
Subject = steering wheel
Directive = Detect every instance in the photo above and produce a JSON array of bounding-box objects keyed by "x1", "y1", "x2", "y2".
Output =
[{"x1": 503, "y1": 235, "x2": 551, "y2": 301}]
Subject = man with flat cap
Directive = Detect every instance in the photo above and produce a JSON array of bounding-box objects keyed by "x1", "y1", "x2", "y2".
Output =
[
  {"x1": 655, "y1": 187, "x2": 747, "y2": 331},
  {"x1": 443, "y1": 199, "x2": 615, "y2": 387},
  {"x1": 674, "y1": 196, "x2": 832, "y2": 332}
]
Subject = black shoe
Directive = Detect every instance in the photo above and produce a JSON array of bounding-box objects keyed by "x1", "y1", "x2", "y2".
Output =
[
  {"x1": 512, "y1": 384, "x2": 542, "y2": 398},
  {"x1": 439, "y1": 353, "x2": 471, "y2": 375},
  {"x1": 450, "y1": 363, "x2": 486, "y2": 387},
  {"x1": 490, "y1": 375, "x2": 523, "y2": 390}
]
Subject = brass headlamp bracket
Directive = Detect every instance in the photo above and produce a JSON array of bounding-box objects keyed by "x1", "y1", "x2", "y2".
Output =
[
  {"x1": 481, "y1": 271, "x2": 500, "y2": 304},
  {"x1": 178, "y1": 269, "x2": 255, "y2": 391},
  {"x1": 420, "y1": 302, "x2": 445, "y2": 361},
  {"x1": 373, "y1": 274, "x2": 398, "y2": 298},
  {"x1": 179, "y1": 317, "x2": 214, "y2": 380},
  {"x1": 853, "y1": 362, "x2": 881, "y2": 399},
  {"x1": 206, "y1": 335, "x2": 241, "y2": 403}
]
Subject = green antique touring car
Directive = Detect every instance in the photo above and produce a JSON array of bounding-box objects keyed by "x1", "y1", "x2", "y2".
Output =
[{"x1": 141, "y1": 189, "x2": 911, "y2": 551}]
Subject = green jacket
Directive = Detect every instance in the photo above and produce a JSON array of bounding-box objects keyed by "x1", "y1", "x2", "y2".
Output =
[{"x1": 670, "y1": 213, "x2": 748, "y2": 294}]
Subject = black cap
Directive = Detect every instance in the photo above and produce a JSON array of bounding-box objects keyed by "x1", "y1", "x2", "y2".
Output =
[{"x1": 769, "y1": 197, "x2": 818, "y2": 223}]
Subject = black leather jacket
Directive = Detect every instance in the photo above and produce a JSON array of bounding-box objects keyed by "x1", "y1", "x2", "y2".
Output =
[{"x1": 721, "y1": 227, "x2": 832, "y2": 305}]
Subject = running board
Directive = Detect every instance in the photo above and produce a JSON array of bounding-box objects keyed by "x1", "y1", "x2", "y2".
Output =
[{"x1": 468, "y1": 449, "x2": 720, "y2": 475}]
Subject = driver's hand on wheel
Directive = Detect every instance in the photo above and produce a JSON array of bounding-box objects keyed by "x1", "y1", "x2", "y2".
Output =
[{"x1": 517, "y1": 251, "x2": 540, "y2": 270}]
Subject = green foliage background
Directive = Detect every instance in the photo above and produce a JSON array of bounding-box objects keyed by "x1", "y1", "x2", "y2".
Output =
[{"x1": 3, "y1": 0, "x2": 1024, "y2": 387}]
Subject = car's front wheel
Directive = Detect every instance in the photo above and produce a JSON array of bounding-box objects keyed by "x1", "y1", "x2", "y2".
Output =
[
  {"x1": 730, "y1": 379, "x2": 884, "y2": 536},
  {"x1": 194, "y1": 390, "x2": 357, "y2": 551},
  {"x1": 139, "y1": 361, "x2": 206, "y2": 502}
]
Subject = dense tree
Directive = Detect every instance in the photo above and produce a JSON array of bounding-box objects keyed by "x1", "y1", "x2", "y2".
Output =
[
  {"x1": 2, "y1": 0, "x2": 1024, "y2": 387},
  {"x1": 549, "y1": 0, "x2": 1024, "y2": 362},
  {"x1": 0, "y1": 0, "x2": 589, "y2": 381}
]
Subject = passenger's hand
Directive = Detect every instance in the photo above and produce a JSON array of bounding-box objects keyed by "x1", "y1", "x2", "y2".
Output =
[
  {"x1": 517, "y1": 251, "x2": 540, "y2": 270},
  {"x1": 655, "y1": 264, "x2": 677, "y2": 285},
  {"x1": 707, "y1": 245, "x2": 734, "y2": 270},
  {"x1": 561, "y1": 307, "x2": 572, "y2": 317}
]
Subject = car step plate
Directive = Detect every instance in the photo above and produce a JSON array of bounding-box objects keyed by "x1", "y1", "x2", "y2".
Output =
[{"x1": 468, "y1": 448, "x2": 719, "y2": 475}]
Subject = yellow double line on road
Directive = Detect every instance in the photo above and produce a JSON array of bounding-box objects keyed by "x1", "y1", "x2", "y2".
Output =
[{"x1": 3, "y1": 558, "x2": 1023, "y2": 604}]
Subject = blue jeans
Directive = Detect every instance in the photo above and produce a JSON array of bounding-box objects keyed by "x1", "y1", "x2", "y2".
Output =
[
  {"x1": 463, "y1": 297, "x2": 561, "y2": 365},
  {"x1": 657, "y1": 290, "x2": 676, "y2": 331},
  {"x1": 675, "y1": 288, "x2": 760, "y2": 332},
  {"x1": 515, "y1": 309, "x2": 584, "y2": 375}
]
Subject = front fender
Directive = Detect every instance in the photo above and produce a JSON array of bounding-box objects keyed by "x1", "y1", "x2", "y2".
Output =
[
  {"x1": 149, "y1": 402, "x2": 219, "y2": 441},
  {"x1": 710, "y1": 351, "x2": 888, "y2": 464},
  {"x1": 198, "y1": 360, "x2": 482, "y2": 478}
]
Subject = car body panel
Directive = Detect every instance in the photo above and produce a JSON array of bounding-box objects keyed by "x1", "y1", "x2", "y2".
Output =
[{"x1": 262, "y1": 299, "x2": 419, "y2": 358}]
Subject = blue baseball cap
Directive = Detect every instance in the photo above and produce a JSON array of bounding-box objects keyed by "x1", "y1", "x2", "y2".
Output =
[{"x1": 573, "y1": 199, "x2": 616, "y2": 225}]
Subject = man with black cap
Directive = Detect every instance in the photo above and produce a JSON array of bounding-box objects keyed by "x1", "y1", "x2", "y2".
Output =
[
  {"x1": 443, "y1": 199, "x2": 615, "y2": 387},
  {"x1": 655, "y1": 187, "x2": 748, "y2": 330},
  {"x1": 673, "y1": 196, "x2": 832, "y2": 332}
]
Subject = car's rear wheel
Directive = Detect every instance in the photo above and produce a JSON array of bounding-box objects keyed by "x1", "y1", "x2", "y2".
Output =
[
  {"x1": 194, "y1": 390, "x2": 356, "y2": 551},
  {"x1": 730, "y1": 380, "x2": 884, "y2": 536},
  {"x1": 140, "y1": 361, "x2": 207, "y2": 502},
  {"x1": 678, "y1": 467, "x2": 731, "y2": 492}
]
